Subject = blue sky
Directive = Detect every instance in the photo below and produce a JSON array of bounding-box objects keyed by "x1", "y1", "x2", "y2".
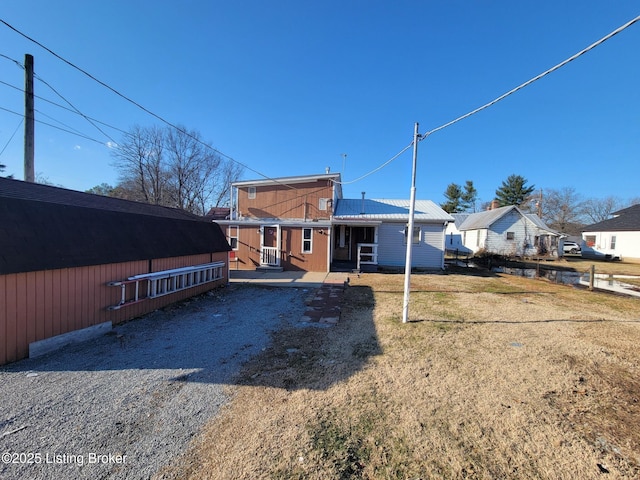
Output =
[{"x1": 0, "y1": 1, "x2": 638, "y2": 207}]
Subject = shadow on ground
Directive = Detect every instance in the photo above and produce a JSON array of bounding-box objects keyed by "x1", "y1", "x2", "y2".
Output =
[
  {"x1": 1, "y1": 284, "x2": 381, "y2": 392},
  {"x1": 234, "y1": 285, "x2": 380, "y2": 391}
]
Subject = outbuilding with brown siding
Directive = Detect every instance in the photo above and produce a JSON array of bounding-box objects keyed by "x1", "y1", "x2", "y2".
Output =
[{"x1": 0, "y1": 178, "x2": 231, "y2": 366}]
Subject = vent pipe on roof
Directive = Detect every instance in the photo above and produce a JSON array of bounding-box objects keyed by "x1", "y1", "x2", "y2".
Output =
[
  {"x1": 325, "y1": 166, "x2": 330, "y2": 174},
  {"x1": 361, "y1": 192, "x2": 366, "y2": 214}
]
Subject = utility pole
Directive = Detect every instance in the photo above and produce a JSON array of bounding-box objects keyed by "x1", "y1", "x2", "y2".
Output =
[
  {"x1": 537, "y1": 189, "x2": 543, "y2": 217},
  {"x1": 402, "y1": 122, "x2": 420, "y2": 323},
  {"x1": 24, "y1": 53, "x2": 35, "y2": 182}
]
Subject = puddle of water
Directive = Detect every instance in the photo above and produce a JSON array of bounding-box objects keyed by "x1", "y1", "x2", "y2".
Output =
[
  {"x1": 494, "y1": 267, "x2": 640, "y2": 298},
  {"x1": 494, "y1": 267, "x2": 581, "y2": 285}
]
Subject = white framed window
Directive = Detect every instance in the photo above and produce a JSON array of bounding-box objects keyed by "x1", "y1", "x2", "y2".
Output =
[
  {"x1": 611, "y1": 235, "x2": 617, "y2": 250},
  {"x1": 302, "y1": 228, "x2": 313, "y2": 253},
  {"x1": 404, "y1": 225, "x2": 420, "y2": 245},
  {"x1": 248, "y1": 186, "x2": 256, "y2": 199},
  {"x1": 319, "y1": 198, "x2": 329, "y2": 211},
  {"x1": 228, "y1": 225, "x2": 239, "y2": 250}
]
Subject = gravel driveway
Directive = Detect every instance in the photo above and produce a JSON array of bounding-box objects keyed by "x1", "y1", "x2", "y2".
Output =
[{"x1": 0, "y1": 284, "x2": 308, "y2": 480}]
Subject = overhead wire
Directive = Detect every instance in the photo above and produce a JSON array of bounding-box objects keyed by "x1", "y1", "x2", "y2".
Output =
[
  {"x1": 339, "y1": 14, "x2": 640, "y2": 192},
  {"x1": 334, "y1": 142, "x2": 413, "y2": 186},
  {"x1": 0, "y1": 78, "x2": 130, "y2": 138},
  {"x1": 0, "y1": 117, "x2": 22, "y2": 157},
  {"x1": 0, "y1": 18, "x2": 300, "y2": 191},
  {"x1": 33, "y1": 72, "x2": 119, "y2": 144},
  {"x1": 2, "y1": 14, "x2": 638, "y2": 194},
  {"x1": 422, "y1": 14, "x2": 640, "y2": 139},
  {"x1": 0, "y1": 52, "x2": 22, "y2": 68},
  {"x1": 0, "y1": 105, "x2": 107, "y2": 145}
]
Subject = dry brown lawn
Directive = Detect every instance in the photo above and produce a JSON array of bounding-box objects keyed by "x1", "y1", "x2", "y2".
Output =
[{"x1": 160, "y1": 267, "x2": 640, "y2": 480}]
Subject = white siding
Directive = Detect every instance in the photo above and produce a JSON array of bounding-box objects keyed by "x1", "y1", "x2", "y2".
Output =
[
  {"x1": 582, "y1": 231, "x2": 640, "y2": 260},
  {"x1": 377, "y1": 222, "x2": 445, "y2": 269},
  {"x1": 485, "y1": 210, "x2": 541, "y2": 256},
  {"x1": 462, "y1": 229, "x2": 485, "y2": 254}
]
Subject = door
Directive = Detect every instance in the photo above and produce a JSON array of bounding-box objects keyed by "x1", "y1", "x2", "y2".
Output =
[
  {"x1": 260, "y1": 225, "x2": 280, "y2": 266},
  {"x1": 334, "y1": 225, "x2": 351, "y2": 261}
]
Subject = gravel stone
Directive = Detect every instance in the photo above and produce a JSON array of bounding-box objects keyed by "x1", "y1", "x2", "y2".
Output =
[{"x1": 0, "y1": 284, "x2": 307, "y2": 480}]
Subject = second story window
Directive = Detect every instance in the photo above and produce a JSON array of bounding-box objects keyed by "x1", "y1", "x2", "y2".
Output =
[
  {"x1": 319, "y1": 198, "x2": 329, "y2": 211},
  {"x1": 248, "y1": 186, "x2": 256, "y2": 199}
]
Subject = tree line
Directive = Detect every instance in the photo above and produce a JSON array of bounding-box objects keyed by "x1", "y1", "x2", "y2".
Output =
[
  {"x1": 440, "y1": 174, "x2": 640, "y2": 236},
  {"x1": 87, "y1": 125, "x2": 243, "y2": 216}
]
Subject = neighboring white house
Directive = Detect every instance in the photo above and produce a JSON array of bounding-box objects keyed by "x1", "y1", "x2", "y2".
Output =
[
  {"x1": 444, "y1": 213, "x2": 473, "y2": 255},
  {"x1": 581, "y1": 204, "x2": 640, "y2": 261},
  {"x1": 450, "y1": 205, "x2": 560, "y2": 257},
  {"x1": 332, "y1": 198, "x2": 454, "y2": 270}
]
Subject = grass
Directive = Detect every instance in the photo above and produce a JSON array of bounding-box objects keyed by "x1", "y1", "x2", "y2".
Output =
[{"x1": 160, "y1": 267, "x2": 640, "y2": 479}]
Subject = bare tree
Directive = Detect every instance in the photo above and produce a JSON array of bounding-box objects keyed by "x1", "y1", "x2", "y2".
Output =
[
  {"x1": 540, "y1": 187, "x2": 585, "y2": 235},
  {"x1": 582, "y1": 196, "x2": 625, "y2": 224},
  {"x1": 111, "y1": 125, "x2": 243, "y2": 215},
  {"x1": 112, "y1": 125, "x2": 168, "y2": 205}
]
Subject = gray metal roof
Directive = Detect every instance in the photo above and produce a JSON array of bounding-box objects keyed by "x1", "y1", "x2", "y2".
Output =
[
  {"x1": 450, "y1": 213, "x2": 471, "y2": 227},
  {"x1": 457, "y1": 205, "x2": 557, "y2": 234},
  {"x1": 457, "y1": 206, "x2": 516, "y2": 230},
  {"x1": 334, "y1": 198, "x2": 453, "y2": 222}
]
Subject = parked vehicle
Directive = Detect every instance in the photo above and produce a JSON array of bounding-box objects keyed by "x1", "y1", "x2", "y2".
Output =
[{"x1": 563, "y1": 241, "x2": 581, "y2": 254}]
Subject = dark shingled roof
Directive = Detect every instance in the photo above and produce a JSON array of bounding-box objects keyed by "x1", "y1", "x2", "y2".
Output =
[
  {"x1": 582, "y1": 204, "x2": 640, "y2": 233},
  {"x1": 0, "y1": 177, "x2": 230, "y2": 274}
]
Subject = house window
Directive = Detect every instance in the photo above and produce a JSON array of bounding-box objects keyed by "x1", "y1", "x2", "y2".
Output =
[
  {"x1": 585, "y1": 235, "x2": 596, "y2": 247},
  {"x1": 302, "y1": 228, "x2": 313, "y2": 253},
  {"x1": 319, "y1": 198, "x2": 329, "y2": 211},
  {"x1": 404, "y1": 225, "x2": 420, "y2": 245},
  {"x1": 506, "y1": 231, "x2": 515, "y2": 240},
  {"x1": 611, "y1": 236, "x2": 617, "y2": 250},
  {"x1": 228, "y1": 226, "x2": 239, "y2": 250},
  {"x1": 248, "y1": 186, "x2": 256, "y2": 199}
]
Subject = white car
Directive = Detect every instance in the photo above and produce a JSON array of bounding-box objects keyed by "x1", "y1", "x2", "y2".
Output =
[{"x1": 563, "y1": 241, "x2": 581, "y2": 254}]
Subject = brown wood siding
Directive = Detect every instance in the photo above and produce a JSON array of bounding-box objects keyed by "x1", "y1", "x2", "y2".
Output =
[
  {"x1": 237, "y1": 180, "x2": 334, "y2": 220},
  {"x1": 0, "y1": 253, "x2": 228, "y2": 366},
  {"x1": 227, "y1": 226, "x2": 262, "y2": 271},
  {"x1": 226, "y1": 225, "x2": 328, "y2": 272},
  {"x1": 282, "y1": 227, "x2": 329, "y2": 271}
]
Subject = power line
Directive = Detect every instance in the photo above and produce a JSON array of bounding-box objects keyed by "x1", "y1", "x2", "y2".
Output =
[
  {"x1": 329, "y1": 15, "x2": 640, "y2": 190},
  {"x1": 0, "y1": 118, "x2": 22, "y2": 157},
  {"x1": 33, "y1": 72, "x2": 118, "y2": 144},
  {"x1": 0, "y1": 18, "x2": 296, "y2": 189},
  {"x1": 0, "y1": 105, "x2": 107, "y2": 145},
  {"x1": 0, "y1": 78, "x2": 130, "y2": 137},
  {"x1": 335, "y1": 142, "x2": 413, "y2": 185},
  {"x1": 423, "y1": 14, "x2": 640, "y2": 139},
  {"x1": 0, "y1": 52, "x2": 22, "y2": 68}
]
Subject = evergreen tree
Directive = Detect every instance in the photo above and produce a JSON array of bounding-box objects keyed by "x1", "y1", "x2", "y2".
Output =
[
  {"x1": 461, "y1": 180, "x2": 478, "y2": 212},
  {"x1": 440, "y1": 183, "x2": 464, "y2": 213},
  {"x1": 495, "y1": 174, "x2": 535, "y2": 207}
]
